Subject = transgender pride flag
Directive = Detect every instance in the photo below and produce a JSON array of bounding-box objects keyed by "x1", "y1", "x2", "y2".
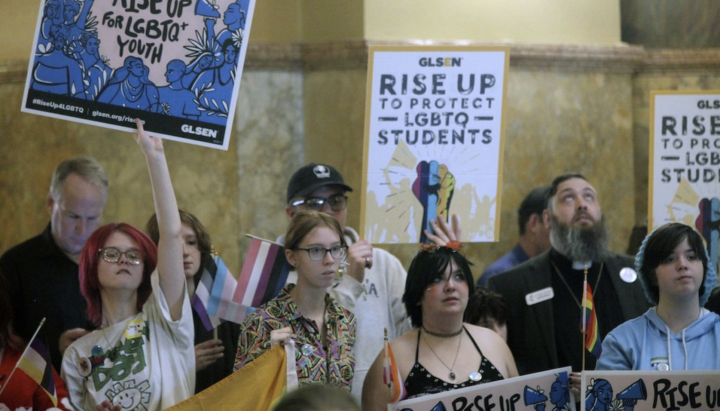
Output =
[
  {"x1": 192, "y1": 238, "x2": 290, "y2": 332},
  {"x1": 193, "y1": 254, "x2": 253, "y2": 331},
  {"x1": 233, "y1": 236, "x2": 290, "y2": 308}
]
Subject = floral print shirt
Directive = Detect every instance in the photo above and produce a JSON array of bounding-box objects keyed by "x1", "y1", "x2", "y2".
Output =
[{"x1": 234, "y1": 284, "x2": 356, "y2": 390}]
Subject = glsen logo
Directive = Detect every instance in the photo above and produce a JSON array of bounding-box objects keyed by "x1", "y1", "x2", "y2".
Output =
[
  {"x1": 181, "y1": 124, "x2": 218, "y2": 138},
  {"x1": 419, "y1": 57, "x2": 462, "y2": 67}
]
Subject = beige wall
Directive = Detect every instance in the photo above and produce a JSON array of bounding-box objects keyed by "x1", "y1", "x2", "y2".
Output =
[
  {"x1": 364, "y1": 0, "x2": 621, "y2": 44},
  {"x1": 4, "y1": 1, "x2": 720, "y2": 282},
  {"x1": 1, "y1": 0, "x2": 620, "y2": 61}
]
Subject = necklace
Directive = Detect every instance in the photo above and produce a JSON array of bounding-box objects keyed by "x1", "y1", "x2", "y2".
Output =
[
  {"x1": 550, "y1": 261, "x2": 604, "y2": 307},
  {"x1": 422, "y1": 326, "x2": 463, "y2": 338},
  {"x1": 121, "y1": 80, "x2": 146, "y2": 103},
  {"x1": 421, "y1": 327, "x2": 463, "y2": 380}
]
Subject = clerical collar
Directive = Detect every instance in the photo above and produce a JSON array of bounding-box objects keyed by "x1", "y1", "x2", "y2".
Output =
[
  {"x1": 572, "y1": 260, "x2": 592, "y2": 270},
  {"x1": 549, "y1": 248, "x2": 594, "y2": 272}
]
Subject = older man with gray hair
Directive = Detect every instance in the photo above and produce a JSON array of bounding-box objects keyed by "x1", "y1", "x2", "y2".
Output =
[{"x1": 1, "y1": 156, "x2": 108, "y2": 371}]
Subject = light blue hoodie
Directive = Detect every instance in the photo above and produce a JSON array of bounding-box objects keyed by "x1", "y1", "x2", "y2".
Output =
[{"x1": 596, "y1": 307, "x2": 720, "y2": 371}]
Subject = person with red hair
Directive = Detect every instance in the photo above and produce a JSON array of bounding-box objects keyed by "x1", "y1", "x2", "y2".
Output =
[{"x1": 61, "y1": 120, "x2": 195, "y2": 411}]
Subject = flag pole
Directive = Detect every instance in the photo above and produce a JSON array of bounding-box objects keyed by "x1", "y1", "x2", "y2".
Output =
[
  {"x1": 244, "y1": 234, "x2": 283, "y2": 247},
  {"x1": 384, "y1": 328, "x2": 390, "y2": 394},
  {"x1": 0, "y1": 318, "x2": 46, "y2": 396},
  {"x1": 581, "y1": 267, "x2": 588, "y2": 372}
]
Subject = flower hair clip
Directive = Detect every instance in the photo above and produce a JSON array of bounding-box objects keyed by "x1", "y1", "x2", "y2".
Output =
[{"x1": 418, "y1": 240, "x2": 464, "y2": 253}]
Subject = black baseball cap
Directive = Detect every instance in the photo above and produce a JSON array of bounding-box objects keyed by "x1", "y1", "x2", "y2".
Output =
[{"x1": 286, "y1": 163, "x2": 353, "y2": 204}]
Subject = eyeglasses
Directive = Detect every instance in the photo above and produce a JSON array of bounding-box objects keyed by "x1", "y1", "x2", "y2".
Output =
[
  {"x1": 98, "y1": 247, "x2": 143, "y2": 265},
  {"x1": 290, "y1": 195, "x2": 348, "y2": 212},
  {"x1": 294, "y1": 245, "x2": 347, "y2": 261}
]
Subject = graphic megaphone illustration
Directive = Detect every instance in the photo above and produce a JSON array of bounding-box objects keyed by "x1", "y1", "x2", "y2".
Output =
[
  {"x1": 617, "y1": 379, "x2": 647, "y2": 401},
  {"x1": 195, "y1": 0, "x2": 220, "y2": 18},
  {"x1": 524, "y1": 385, "x2": 548, "y2": 406}
]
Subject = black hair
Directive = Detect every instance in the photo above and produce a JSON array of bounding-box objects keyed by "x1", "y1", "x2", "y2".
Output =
[
  {"x1": 464, "y1": 286, "x2": 508, "y2": 326},
  {"x1": 639, "y1": 223, "x2": 708, "y2": 305},
  {"x1": 403, "y1": 248, "x2": 474, "y2": 327},
  {"x1": 271, "y1": 384, "x2": 359, "y2": 411},
  {"x1": 545, "y1": 173, "x2": 587, "y2": 209},
  {"x1": 518, "y1": 186, "x2": 550, "y2": 235},
  {"x1": 0, "y1": 271, "x2": 23, "y2": 351}
]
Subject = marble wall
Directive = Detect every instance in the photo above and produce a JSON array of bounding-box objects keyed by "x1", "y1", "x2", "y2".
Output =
[
  {"x1": 621, "y1": 0, "x2": 720, "y2": 49},
  {"x1": 2, "y1": 44, "x2": 720, "y2": 281}
]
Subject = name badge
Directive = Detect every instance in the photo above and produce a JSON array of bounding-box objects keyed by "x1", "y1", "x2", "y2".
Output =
[{"x1": 526, "y1": 287, "x2": 554, "y2": 306}]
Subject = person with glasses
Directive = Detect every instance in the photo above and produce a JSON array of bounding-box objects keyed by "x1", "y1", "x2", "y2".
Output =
[
  {"x1": 234, "y1": 210, "x2": 357, "y2": 391},
  {"x1": 282, "y1": 163, "x2": 410, "y2": 402},
  {"x1": 61, "y1": 119, "x2": 195, "y2": 411}
]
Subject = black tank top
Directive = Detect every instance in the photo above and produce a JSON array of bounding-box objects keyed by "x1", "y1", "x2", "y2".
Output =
[{"x1": 403, "y1": 327, "x2": 504, "y2": 398}]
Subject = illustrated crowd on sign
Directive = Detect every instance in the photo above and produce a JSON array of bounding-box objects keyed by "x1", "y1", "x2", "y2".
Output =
[{"x1": 29, "y1": 0, "x2": 246, "y2": 124}]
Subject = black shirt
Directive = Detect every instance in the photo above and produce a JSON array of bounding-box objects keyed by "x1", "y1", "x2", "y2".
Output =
[
  {"x1": 404, "y1": 327, "x2": 504, "y2": 399},
  {"x1": 0, "y1": 223, "x2": 91, "y2": 371},
  {"x1": 549, "y1": 249, "x2": 625, "y2": 371}
]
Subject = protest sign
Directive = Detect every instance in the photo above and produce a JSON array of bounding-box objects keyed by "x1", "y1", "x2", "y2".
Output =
[
  {"x1": 361, "y1": 46, "x2": 509, "y2": 244},
  {"x1": 21, "y1": 0, "x2": 255, "y2": 150},
  {"x1": 390, "y1": 368, "x2": 574, "y2": 411},
  {"x1": 650, "y1": 91, "x2": 720, "y2": 270},
  {"x1": 582, "y1": 370, "x2": 720, "y2": 411}
]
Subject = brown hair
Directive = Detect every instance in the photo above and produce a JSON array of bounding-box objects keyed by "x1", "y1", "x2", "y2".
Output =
[
  {"x1": 284, "y1": 210, "x2": 347, "y2": 252},
  {"x1": 50, "y1": 156, "x2": 108, "y2": 203},
  {"x1": 146, "y1": 209, "x2": 213, "y2": 254}
]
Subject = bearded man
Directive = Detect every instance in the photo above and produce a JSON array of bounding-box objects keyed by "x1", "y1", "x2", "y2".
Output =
[{"x1": 489, "y1": 174, "x2": 650, "y2": 380}]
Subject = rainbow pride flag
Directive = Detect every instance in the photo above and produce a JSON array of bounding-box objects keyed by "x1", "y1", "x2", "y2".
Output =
[{"x1": 580, "y1": 282, "x2": 602, "y2": 358}]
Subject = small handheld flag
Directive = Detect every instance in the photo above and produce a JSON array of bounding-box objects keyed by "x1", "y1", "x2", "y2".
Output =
[
  {"x1": 0, "y1": 318, "x2": 58, "y2": 406},
  {"x1": 581, "y1": 278, "x2": 602, "y2": 360},
  {"x1": 383, "y1": 328, "x2": 407, "y2": 403},
  {"x1": 192, "y1": 253, "x2": 249, "y2": 331},
  {"x1": 191, "y1": 235, "x2": 290, "y2": 333},
  {"x1": 234, "y1": 235, "x2": 290, "y2": 308}
]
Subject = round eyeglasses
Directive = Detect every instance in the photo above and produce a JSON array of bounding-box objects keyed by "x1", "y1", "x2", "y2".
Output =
[
  {"x1": 294, "y1": 245, "x2": 347, "y2": 261},
  {"x1": 98, "y1": 247, "x2": 143, "y2": 265},
  {"x1": 290, "y1": 195, "x2": 348, "y2": 212}
]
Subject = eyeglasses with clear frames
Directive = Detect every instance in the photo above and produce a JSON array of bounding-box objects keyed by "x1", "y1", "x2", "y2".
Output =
[
  {"x1": 294, "y1": 245, "x2": 348, "y2": 261},
  {"x1": 98, "y1": 247, "x2": 143, "y2": 265},
  {"x1": 290, "y1": 195, "x2": 348, "y2": 212}
]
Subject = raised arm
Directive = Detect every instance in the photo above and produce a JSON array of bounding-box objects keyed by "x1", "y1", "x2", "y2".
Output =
[
  {"x1": 75, "y1": 0, "x2": 94, "y2": 31},
  {"x1": 134, "y1": 119, "x2": 184, "y2": 320},
  {"x1": 425, "y1": 213, "x2": 462, "y2": 245}
]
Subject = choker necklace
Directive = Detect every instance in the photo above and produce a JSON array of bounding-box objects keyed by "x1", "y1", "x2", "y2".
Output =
[
  {"x1": 421, "y1": 327, "x2": 463, "y2": 380},
  {"x1": 422, "y1": 326, "x2": 463, "y2": 338}
]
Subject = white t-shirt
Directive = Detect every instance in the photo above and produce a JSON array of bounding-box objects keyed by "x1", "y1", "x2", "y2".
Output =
[{"x1": 62, "y1": 270, "x2": 195, "y2": 411}]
